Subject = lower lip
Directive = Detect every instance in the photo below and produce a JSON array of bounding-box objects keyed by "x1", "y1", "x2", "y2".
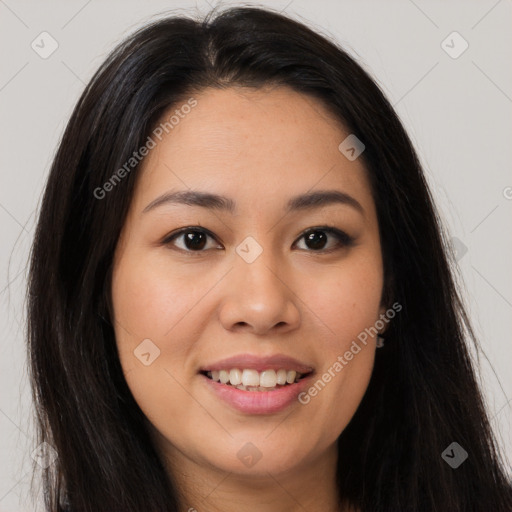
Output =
[{"x1": 200, "y1": 373, "x2": 313, "y2": 414}]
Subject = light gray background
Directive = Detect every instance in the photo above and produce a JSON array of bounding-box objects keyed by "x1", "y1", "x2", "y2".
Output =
[{"x1": 1, "y1": 0, "x2": 511, "y2": 509}]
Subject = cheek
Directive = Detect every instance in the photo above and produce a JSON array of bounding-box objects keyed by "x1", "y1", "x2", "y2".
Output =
[
  {"x1": 296, "y1": 267, "x2": 380, "y2": 440},
  {"x1": 305, "y1": 254, "x2": 384, "y2": 346},
  {"x1": 111, "y1": 251, "x2": 211, "y2": 342},
  {"x1": 297, "y1": 252, "x2": 382, "y2": 413},
  {"x1": 111, "y1": 250, "x2": 222, "y2": 404},
  {"x1": 110, "y1": 255, "x2": 202, "y2": 430}
]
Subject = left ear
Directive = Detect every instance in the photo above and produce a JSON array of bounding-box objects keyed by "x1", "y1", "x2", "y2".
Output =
[{"x1": 377, "y1": 304, "x2": 389, "y2": 335}]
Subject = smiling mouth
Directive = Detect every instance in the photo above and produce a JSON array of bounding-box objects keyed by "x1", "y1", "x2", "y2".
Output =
[{"x1": 200, "y1": 368, "x2": 312, "y2": 392}]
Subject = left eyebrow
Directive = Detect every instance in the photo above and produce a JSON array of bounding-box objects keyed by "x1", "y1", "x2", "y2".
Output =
[
  {"x1": 286, "y1": 190, "x2": 364, "y2": 216},
  {"x1": 142, "y1": 189, "x2": 365, "y2": 216}
]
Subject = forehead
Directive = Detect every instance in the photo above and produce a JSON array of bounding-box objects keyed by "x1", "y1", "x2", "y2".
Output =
[{"x1": 133, "y1": 86, "x2": 373, "y2": 215}]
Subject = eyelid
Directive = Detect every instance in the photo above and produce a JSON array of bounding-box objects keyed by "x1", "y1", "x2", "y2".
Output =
[
  {"x1": 161, "y1": 225, "x2": 355, "y2": 254},
  {"x1": 161, "y1": 226, "x2": 221, "y2": 252},
  {"x1": 294, "y1": 225, "x2": 355, "y2": 251}
]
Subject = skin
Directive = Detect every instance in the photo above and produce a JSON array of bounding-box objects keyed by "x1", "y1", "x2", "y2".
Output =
[{"x1": 111, "y1": 85, "x2": 386, "y2": 512}]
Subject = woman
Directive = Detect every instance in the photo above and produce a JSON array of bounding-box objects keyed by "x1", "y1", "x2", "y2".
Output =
[{"x1": 27, "y1": 5, "x2": 512, "y2": 511}]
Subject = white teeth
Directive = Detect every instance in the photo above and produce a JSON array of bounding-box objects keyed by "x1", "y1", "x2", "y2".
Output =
[
  {"x1": 229, "y1": 368, "x2": 242, "y2": 386},
  {"x1": 242, "y1": 369, "x2": 260, "y2": 387},
  {"x1": 259, "y1": 370, "x2": 277, "y2": 388},
  {"x1": 286, "y1": 370, "x2": 297, "y2": 384},
  {"x1": 276, "y1": 369, "x2": 287, "y2": 385},
  {"x1": 206, "y1": 367, "x2": 305, "y2": 388}
]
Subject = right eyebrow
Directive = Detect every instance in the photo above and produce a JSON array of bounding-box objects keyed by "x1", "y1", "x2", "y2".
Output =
[{"x1": 142, "y1": 190, "x2": 236, "y2": 214}]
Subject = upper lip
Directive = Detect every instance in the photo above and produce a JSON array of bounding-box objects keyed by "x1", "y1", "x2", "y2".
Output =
[{"x1": 199, "y1": 353, "x2": 315, "y2": 374}]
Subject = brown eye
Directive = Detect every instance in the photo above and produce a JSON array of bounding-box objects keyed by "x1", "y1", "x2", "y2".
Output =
[
  {"x1": 163, "y1": 225, "x2": 354, "y2": 255},
  {"x1": 182, "y1": 230, "x2": 208, "y2": 250},
  {"x1": 303, "y1": 230, "x2": 328, "y2": 250},
  {"x1": 294, "y1": 227, "x2": 355, "y2": 252},
  {"x1": 163, "y1": 227, "x2": 221, "y2": 253}
]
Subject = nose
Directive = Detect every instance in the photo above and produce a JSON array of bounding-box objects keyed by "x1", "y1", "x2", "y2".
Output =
[{"x1": 218, "y1": 248, "x2": 301, "y2": 336}]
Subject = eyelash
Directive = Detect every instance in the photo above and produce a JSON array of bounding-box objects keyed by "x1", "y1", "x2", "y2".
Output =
[{"x1": 161, "y1": 225, "x2": 355, "y2": 255}]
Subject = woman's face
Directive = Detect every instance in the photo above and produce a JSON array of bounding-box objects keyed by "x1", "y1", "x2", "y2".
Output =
[{"x1": 111, "y1": 86, "x2": 385, "y2": 484}]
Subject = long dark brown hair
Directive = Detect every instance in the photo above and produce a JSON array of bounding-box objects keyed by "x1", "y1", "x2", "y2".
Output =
[{"x1": 27, "y1": 5, "x2": 512, "y2": 511}]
